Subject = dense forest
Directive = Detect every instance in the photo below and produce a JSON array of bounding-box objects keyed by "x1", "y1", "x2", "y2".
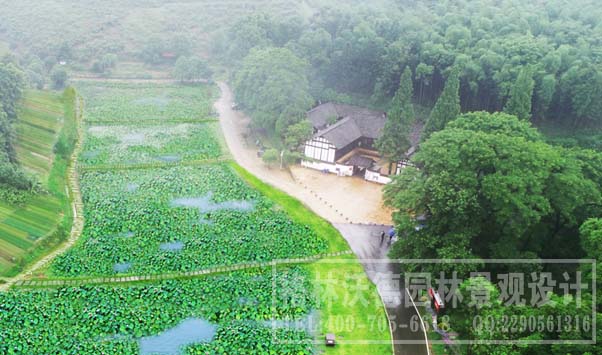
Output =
[{"x1": 216, "y1": 0, "x2": 602, "y2": 147}]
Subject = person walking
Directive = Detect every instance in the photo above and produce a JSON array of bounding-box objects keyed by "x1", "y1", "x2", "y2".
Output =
[{"x1": 388, "y1": 228, "x2": 396, "y2": 244}]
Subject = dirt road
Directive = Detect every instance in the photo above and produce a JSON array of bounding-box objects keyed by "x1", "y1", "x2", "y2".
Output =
[
  {"x1": 214, "y1": 82, "x2": 392, "y2": 225},
  {"x1": 216, "y1": 82, "x2": 429, "y2": 355}
]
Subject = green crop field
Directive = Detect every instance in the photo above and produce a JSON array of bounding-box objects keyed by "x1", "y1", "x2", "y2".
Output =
[
  {"x1": 51, "y1": 165, "x2": 329, "y2": 276},
  {"x1": 0, "y1": 90, "x2": 73, "y2": 277},
  {"x1": 0, "y1": 268, "x2": 317, "y2": 353},
  {"x1": 14, "y1": 90, "x2": 64, "y2": 180},
  {"x1": 1, "y1": 81, "x2": 392, "y2": 354},
  {"x1": 76, "y1": 82, "x2": 217, "y2": 123},
  {"x1": 81, "y1": 123, "x2": 223, "y2": 167}
]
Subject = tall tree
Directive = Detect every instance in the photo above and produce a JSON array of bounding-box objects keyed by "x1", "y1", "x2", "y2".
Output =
[
  {"x1": 504, "y1": 66, "x2": 535, "y2": 120},
  {"x1": 422, "y1": 68, "x2": 460, "y2": 140},
  {"x1": 0, "y1": 63, "x2": 25, "y2": 163},
  {"x1": 376, "y1": 67, "x2": 415, "y2": 161}
]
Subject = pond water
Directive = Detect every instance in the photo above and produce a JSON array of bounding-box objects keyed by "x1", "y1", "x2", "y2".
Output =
[
  {"x1": 138, "y1": 318, "x2": 217, "y2": 355},
  {"x1": 160, "y1": 241, "x2": 185, "y2": 251},
  {"x1": 170, "y1": 192, "x2": 255, "y2": 223},
  {"x1": 122, "y1": 133, "x2": 146, "y2": 145},
  {"x1": 113, "y1": 262, "x2": 132, "y2": 273},
  {"x1": 115, "y1": 231, "x2": 135, "y2": 238},
  {"x1": 170, "y1": 192, "x2": 254, "y2": 213},
  {"x1": 82, "y1": 150, "x2": 100, "y2": 159},
  {"x1": 156, "y1": 155, "x2": 182, "y2": 163}
]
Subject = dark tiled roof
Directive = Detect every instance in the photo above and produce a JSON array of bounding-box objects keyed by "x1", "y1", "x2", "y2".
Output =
[
  {"x1": 308, "y1": 102, "x2": 386, "y2": 149},
  {"x1": 345, "y1": 154, "x2": 374, "y2": 168},
  {"x1": 317, "y1": 117, "x2": 363, "y2": 149}
]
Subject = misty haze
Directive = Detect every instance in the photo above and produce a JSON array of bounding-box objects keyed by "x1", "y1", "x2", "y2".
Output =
[{"x1": 0, "y1": 1, "x2": 600, "y2": 354}]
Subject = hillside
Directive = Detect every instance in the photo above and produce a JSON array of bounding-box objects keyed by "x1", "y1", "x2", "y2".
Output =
[{"x1": 0, "y1": 90, "x2": 74, "y2": 276}]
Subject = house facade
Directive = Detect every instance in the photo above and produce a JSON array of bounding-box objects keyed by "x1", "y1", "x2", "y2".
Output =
[{"x1": 301, "y1": 102, "x2": 413, "y2": 184}]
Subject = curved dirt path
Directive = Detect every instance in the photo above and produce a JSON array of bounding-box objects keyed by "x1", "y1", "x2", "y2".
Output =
[
  {"x1": 216, "y1": 82, "x2": 427, "y2": 355},
  {"x1": 215, "y1": 82, "x2": 392, "y2": 225},
  {"x1": 0, "y1": 95, "x2": 85, "y2": 292}
]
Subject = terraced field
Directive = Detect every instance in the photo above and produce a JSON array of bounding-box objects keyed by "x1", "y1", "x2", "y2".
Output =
[
  {"x1": 14, "y1": 90, "x2": 64, "y2": 180},
  {"x1": 1, "y1": 81, "x2": 392, "y2": 355},
  {"x1": 0, "y1": 90, "x2": 73, "y2": 276}
]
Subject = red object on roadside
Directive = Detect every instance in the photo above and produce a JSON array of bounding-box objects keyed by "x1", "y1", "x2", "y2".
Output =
[{"x1": 428, "y1": 288, "x2": 445, "y2": 314}]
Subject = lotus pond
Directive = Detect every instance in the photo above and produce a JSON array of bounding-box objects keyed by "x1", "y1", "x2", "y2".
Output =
[
  {"x1": 51, "y1": 165, "x2": 328, "y2": 276},
  {"x1": 75, "y1": 82, "x2": 216, "y2": 122},
  {"x1": 0, "y1": 268, "x2": 316, "y2": 354},
  {"x1": 81, "y1": 123, "x2": 222, "y2": 166}
]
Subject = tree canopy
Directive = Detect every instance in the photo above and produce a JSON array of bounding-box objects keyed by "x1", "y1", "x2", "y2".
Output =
[
  {"x1": 232, "y1": 47, "x2": 313, "y2": 136},
  {"x1": 217, "y1": 1, "x2": 602, "y2": 130},
  {"x1": 0, "y1": 62, "x2": 31, "y2": 191},
  {"x1": 172, "y1": 56, "x2": 212, "y2": 83},
  {"x1": 504, "y1": 66, "x2": 535, "y2": 120},
  {"x1": 422, "y1": 68, "x2": 460, "y2": 140},
  {"x1": 387, "y1": 112, "x2": 602, "y2": 264},
  {"x1": 376, "y1": 66, "x2": 415, "y2": 160}
]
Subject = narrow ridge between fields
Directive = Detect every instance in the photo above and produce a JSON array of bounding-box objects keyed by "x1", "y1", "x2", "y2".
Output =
[
  {"x1": 85, "y1": 117, "x2": 219, "y2": 125},
  {"x1": 13, "y1": 250, "x2": 354, "y2": 289},
  {"x1": 79, "y1": 157, "x2": 233, "y2": 172}
]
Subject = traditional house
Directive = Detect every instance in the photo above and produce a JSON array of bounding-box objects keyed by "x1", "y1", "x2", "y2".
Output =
[{"x1": 302, "y1": 102, "x2": 418, "y2": 184}]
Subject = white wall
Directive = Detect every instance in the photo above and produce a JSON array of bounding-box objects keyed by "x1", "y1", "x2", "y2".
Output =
[
  {"x1": 304, "y1": 139, "x2": 336, "y2": 163},
  {"x1": 301, "y1": 160, "x2": 354, "y2": 176},
  {"x1": 364, "y1": 170, "x2": 392, "y2": 184}
]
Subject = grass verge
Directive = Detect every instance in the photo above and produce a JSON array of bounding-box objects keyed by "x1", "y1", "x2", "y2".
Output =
[{"x1": 232, "y1": 162, "x2": 392, "y2": 355}]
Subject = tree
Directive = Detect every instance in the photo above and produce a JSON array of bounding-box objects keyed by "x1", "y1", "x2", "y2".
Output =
[
  {"x1": 386, "y1": 112, "x2": 601, "y2": 270},
  {"x1": 376, "y1": 66, "x2": 415, "y2": 161},
  {"x1": 284, "y1": 120, "x2": 313, "y2": 150},
  {"x1": 233, "y1": 47, "x2": 313, "y2": 137},
  {"x1": 422, "y1": 68, "x2": 461, "y2": 140},
  {"x1": 504, "y1": 66, "x2": 535, "y2": 120},
  {"x1": 415, "y1": 63, "x2": 434, "y2": 104},
  {"x1": 50, "y1": 67, "x2": 68, "y2": 89},
  {"x1": 0, "y1": 64, "x2": 31, "y2": 191},
  {"x1": 172, "y1": 56, "x2": 212, "y2": 83},
  {"x1": 0, "y1": 63, "x2": 25, "y2": 163},
  {"x1": 91, "y1": 53, "x2": 117, "y2": 74},
  {"x1": 261, "y1": 148, "x2": 279, "y2": 167}
]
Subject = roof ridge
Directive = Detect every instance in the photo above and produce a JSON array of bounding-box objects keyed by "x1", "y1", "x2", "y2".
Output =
[{"x1": 316, "y1": 116, "x2": 357, "y2": 135}]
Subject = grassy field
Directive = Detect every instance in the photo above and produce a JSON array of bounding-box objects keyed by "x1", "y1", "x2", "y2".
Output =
[
  {"x1": 235, "y1": 163, "x2": 392, "y2": 353},
  {"x1": 0, "y1": 90, "x2": 74, "y2": 276}
]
